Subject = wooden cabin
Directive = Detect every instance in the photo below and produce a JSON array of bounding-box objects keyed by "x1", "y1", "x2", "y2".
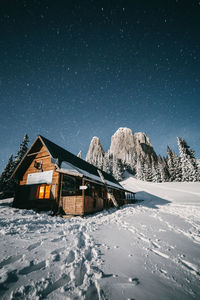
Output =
[{"x1": 12, "y1": 135, "x2": 135, "y2": 216}]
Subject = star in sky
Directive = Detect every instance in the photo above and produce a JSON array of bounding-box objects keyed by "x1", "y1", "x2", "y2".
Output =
[{"x1": 0, "y1": 0, "x2": 200, "y2": 172}]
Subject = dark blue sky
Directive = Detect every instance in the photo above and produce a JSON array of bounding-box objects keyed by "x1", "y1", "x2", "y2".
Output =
[{"x1": 0, "y1": 0, "x2": 200, "y2": 172}]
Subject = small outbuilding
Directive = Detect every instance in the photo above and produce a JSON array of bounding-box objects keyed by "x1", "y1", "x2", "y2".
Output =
[{"x1": 12, "y1": 135, "x2": 135, "y2": 216}]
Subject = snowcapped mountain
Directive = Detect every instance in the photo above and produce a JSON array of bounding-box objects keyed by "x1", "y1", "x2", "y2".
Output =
[
  {"x1": 86, "y1": 128, "x2": 200, "y2": 182},
  {"x1": 108, "y1": 127, "x2": 135, "y2": 162},
  {"x1": 86, "y1": 128, "x2": 158, "y2": 179},
  {"x1": 109, "y1": 127, "x2": 157, "y2": 163},
  {"x1": 86, "y1": 136, "x2": 105, "y2": 168}
]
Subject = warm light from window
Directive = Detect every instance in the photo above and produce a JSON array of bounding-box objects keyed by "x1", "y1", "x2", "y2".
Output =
[
  {"x1": 37, "y1": 185, "x2": 51, "y2": 199},
  {"x1": 39, "y1": 186, "x2": 45, "y2": 199},
  {"x1": 44, "y1": 185, "x2": 51, "y2": 199}
]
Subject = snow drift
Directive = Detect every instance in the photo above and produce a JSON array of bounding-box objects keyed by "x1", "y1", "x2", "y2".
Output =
[{"x1": 0, "y1": 177, "x2": 200, "y2": 299}]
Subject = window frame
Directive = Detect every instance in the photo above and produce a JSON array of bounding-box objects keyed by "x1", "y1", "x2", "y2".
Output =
[{"x1": 36, "y1": 184, "x2": 51, "y2": 199}]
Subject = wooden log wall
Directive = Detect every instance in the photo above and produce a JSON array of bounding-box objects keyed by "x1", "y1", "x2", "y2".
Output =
[
  {"x1": 19, "y1": 145, "x2": 60, "y2": 203},
  {"x1": 62, "y1": 196, "x2": 84, "y2": 215},
  {"x1": 84, "y1": 196, "x2": 104, "y2": 213}
]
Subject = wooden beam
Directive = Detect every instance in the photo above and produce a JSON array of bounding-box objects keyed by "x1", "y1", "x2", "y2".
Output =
[
  {"x1": 58, "y1": 173, "x2": 63, "y2": 209},
  {"x1": 27, "y1": 150, "x2": 48, "y2": 157},
  {"x1": 82, "y1": 178, "x2": 85, "y2": 213},
  {"x1": 97, "y1": 170, "x2": 119, "y2": 208},
  {"x1": 55, "y1": 169, "x2": 83, "y2": 178}
]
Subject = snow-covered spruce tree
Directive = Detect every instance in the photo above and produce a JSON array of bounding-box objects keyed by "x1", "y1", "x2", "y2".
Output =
[
  {"x1": 0, "y1": 155, "x2": 16, "y2": 198},
  {"x1": 177, "y1": 137, "x2": 199, "y2": 182},
  {"x1": 197, "y1": 159, "x2": 200, "y2": 177},
  {"x1": 152, "y1": 160, "x2": 161, "y2": 182},
  {"x1": 136, "y1": 155, "x2": 154, "y2": 182},
  {"x1": 0, "y1": 134, "x2": 30, "y2": 198},
  {"x1": 173, "y1": 154, "x2": 182, "y2": 182},
  {"x1": 158, "y1": 155, "x2": 170, "y2": 182},
  {"x1": 167, "y1": 146, "x2": 176, "y2": 181},
  {"x1": 124, "y1": 152, "x2": 137, "y2": 174},
  {"x1": 136, "y1": 155, "x2": 145, "y2": 181},
  {"x1": 96, "y1": 154, "x2": 104, "y2": 170},
  {"x1": 103, "y1": 153, "x2": 112, "y2": 174},
  {"x1": 15, "y1": 134, "x2": 29, "y2": 167},
  {"x1": 167, "y1": 146, "x2": 182, "y2": 182},
  {"x1": 112, "y1": 156, "x2": 124, "y2": 181},
  {"x1": 144, "y1": 162, "x2": 152, "y2": 182}
]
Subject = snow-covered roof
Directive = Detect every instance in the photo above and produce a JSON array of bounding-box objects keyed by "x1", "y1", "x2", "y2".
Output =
[
  {"x1": 59, "y1": 161, "x2": 123, "y2": 190},
  {"x1": 40, "y1": 136, "x2": 124, "y2": 190}
]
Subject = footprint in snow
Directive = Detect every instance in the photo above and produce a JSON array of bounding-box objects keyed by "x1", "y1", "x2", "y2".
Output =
[
  {"x1": 40, "y1": 274, "x2": 70, "y2": 299},
  {"x1": 84, "y1": 247, "x2": 92, "y2": 261},
  {"x1": 84, "y1": 282, "x2": 99, "y2": 300},
  {"x1": 66, "y1": 250, "x2": 75, "y2": 264},
  {"x1": 75, "y1": 232, "x2": 85, "y2": 248},
  {"x1": 51, "y1": 237, "x2": 63, "y2": 243},
  {"x1": 72, "y1": 260, "x2": 87, "y2": 287},
  {"x1": 27, "y1": 241, "x2": 41, "y2": 251},
  {"x1": 19, "y1": 260, "x2": 46, "y2": 275},
  {"x1": 128, "y1": 277, "x2": 140, "y2": 285},
  {"x1": 0, "y1": 270, "x2": 18, "y2": 297},
  {"x1": 52, "y1": 253, "x2": 61, "y2": 262},
  {"x1": 0, "y1": 254, "x2": 23, "y2": 268}
]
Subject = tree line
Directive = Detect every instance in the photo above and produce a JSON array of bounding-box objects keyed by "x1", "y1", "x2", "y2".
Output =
[
  {"x1": 0, "y1": 134, "x2": 29, "y2": 199},
  {"x1": 0, "y1": 135, "x2": 199, "y2": 200},
  {"x1": 91, "y1": 137, "x2": 200, "y2": 182}
]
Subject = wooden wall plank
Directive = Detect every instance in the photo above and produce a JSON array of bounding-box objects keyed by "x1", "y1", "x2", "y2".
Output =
[{"x1": 62, "y1": 196, "x2": 84, "y2": 215}]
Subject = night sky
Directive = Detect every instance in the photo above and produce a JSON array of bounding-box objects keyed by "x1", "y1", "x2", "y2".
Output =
[{"x1": 0, "y1": 0, "x2": 200, "y2": 172}]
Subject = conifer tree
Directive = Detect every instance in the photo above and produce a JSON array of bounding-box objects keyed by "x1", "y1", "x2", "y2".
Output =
[
  {"x1": 97, "y1": 154, "x2": 104, "y2": 170},
  {"x1": 167, "y1": 146, "x2": 176, "y2": 181},
  {"x1": 197, "y1": 159, "x2": 200, "y2": 176},
  {"x1": 167, "y1": 146, "x2": 182, "y2": 182},
  {"x1": 15, "y1": 134, "x2": 29, "y2": 166},
  {"x1": 0, "y1": 155, "x2": 16, "y2": 198},
  {"x1": 136, "y1": 155, "x2": 145, "y2": 181},
  {"x1": 112, "y1": 156, "x2": 124, "y2": 181},
  {"x1": 158, "y1": 156, "x2": 170, "y2": 182},
  {"x1": 177, "y1": 137, "x2": 199, "y2": 182},
  {"x1": 152, "y1": 160, "x2": 161, "y2": 182},
  {"x1": 103, "y1": 153, "x2": 111, "y2": 174},
  {"x1": 144, "y1": 162, "x2": 152, "y2": 182},
  {"x1": 0, "y1": 134, "x2": 30, "y2": 198}
]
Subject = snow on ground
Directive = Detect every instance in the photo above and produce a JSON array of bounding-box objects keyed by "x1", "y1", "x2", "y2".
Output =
[{"x1": 0, "y1": 177, "x2": 200, "y2": 299}]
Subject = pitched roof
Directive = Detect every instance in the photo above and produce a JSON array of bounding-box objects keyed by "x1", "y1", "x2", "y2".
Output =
[{"x1": 39, "y1": 135, "x2": 122, "y2": 189}]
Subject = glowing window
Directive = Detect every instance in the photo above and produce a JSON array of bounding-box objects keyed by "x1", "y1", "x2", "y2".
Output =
[
  {"x1": 37, "y1": 185, "x2": 51, "y2": 199},
  {"x1": 38, "y1": 185, "x2": 45, "y2": 199},
  {"x1": 44, "y1": 185, "x2": 51, "y2": 199}
]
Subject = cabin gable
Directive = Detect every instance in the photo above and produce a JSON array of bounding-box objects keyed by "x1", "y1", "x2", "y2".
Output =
[
  {"x1": 13, "y1": 137, "x2": 60, "y2": 210},
  {"x1": 19, "y1": 144, "x2": 58, "y2": 186}
]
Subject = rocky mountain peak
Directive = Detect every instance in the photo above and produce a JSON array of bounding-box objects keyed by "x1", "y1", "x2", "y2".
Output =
[
  {"x1": 86, "y1": 136, "x2": 105, "y2": 165},
  {"x1": 133, "y1": 132, "x2": 152, "y2": 146},
  {"x1": 86, "y1": 128, "x2": 158, "y2": 179},
  {"x1": 133, "y1": 132, "x2": 156, "y2": 159},
  {"x1": 109, "y1": 127, "x2": 135, "y2": 161}
]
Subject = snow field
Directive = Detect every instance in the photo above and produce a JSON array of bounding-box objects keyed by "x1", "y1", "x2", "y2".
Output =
[
  {"x1": 0, "y1": 177, "x2": 200, "y2": 299},
  {"x1": 0, "y1": 204, "x2": 106, "y2": 299}
]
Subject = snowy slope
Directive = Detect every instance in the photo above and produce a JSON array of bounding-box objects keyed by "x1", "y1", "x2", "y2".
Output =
[{"x1": 0, "y1": 177, "x2": 200, "y2": 299}]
